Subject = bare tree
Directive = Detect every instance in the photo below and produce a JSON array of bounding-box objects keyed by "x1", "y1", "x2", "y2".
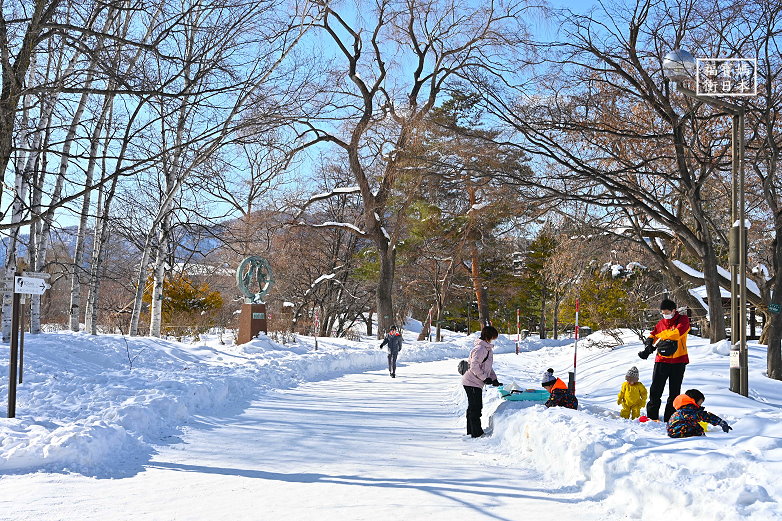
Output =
[
  {"x1": 290, "y1": 0, "x2": 529, "y2": 336},
  {"x1": 480, "y1": 0, "x2": 753, "y2": 341}
]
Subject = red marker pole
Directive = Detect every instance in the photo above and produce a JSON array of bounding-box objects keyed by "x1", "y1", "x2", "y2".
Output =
[{"x1": 515, "y1": 308, "x2": 520, "y2": 354}]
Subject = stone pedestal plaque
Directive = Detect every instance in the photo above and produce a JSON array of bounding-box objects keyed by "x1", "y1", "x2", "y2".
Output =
[{"x1": 238, "y1": 302, "x2": 267, "y2": 344}]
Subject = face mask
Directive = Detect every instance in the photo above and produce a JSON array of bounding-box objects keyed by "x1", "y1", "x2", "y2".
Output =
[{"x1": 662, "y1": 313, "x2": 674, "y2": 320}]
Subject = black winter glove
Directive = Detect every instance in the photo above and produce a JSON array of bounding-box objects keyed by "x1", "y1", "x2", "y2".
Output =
[
  {"x1": 720, "y1": 420, "x2": 733, "y2": 433},
  {"x1": 491, "y1": 379, "x2": 502, "y2": 387},
  {"x1": 638, "y1": 337, "x2": 655, "y2": 359},
  {"x1": 483, "y1": 378, "x2": 494, "y2": 384}
]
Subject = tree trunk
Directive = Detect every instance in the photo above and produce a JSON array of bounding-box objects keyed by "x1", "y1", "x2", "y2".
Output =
[
  {"x1": 417, "y1": 307, "x2": 432, "y2": 341},
  {"x1": 767, "y1": 232, "x2": 782, "y2": 380},
  {"x1": 434, "y1": 303, "x2": 443, "y2": 342},
  {"x1": 767, "y1": 308, "x2": 782, "y2": 381},
  {"x1": 84, "y1": 162, "x2": 120, "y2": 335},
  {"x1": 128, "y1": 233, "x2": 156, "y2": 336},
  {"x1": 3, "y1": 86, "x2": 53, "y2": 339},
  {"x1": 364, "y1": 310, "x2": 373, "y2": 337},
  {"x1": 469, "y1": 241, "x2": 490, "y2": 327},
  {"x1": 29, "y1": 101, "x2": 59, "y2": 335},
  {"x1": 318, "y1": 305, "x2": 329, "y2": 337},
  {"x1": 376, "y1": 245, "x2": 396, "y2": 338},
  {"x1": 69, "y1": 108, "x2": 108, "y2": 331},
  {"x1": 759, "y1": 311, "x2": 771, "y2": 346},
  {"x1": 0, "y1": 268, "x2": 15, "y2": 343},
  {"x1": 148, "y1": 212, "x2": 172, "y2": 338},
  {"x1": 148, "y1": 247, "x2": 167, "y2": 338},
  {"x1": 701, "y1": 245, "x2": 727, "y2": 342},
  {"x1": 84, "y1": 196, "x2": 107, "y2": 335}
]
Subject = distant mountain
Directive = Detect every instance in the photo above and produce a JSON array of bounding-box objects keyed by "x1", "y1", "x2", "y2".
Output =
[{"x1": 1, "y1": 221, "x2": 229, "y2": 269}]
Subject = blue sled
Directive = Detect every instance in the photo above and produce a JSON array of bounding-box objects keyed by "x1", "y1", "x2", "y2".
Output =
[{"x1": 498, "y1": 386, "x2": 549, "y2": 402}]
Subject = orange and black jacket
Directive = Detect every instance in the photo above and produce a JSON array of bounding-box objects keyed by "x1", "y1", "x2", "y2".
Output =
[
  {"x1": 647, "y1": 311, "x2": 690, "y2": 364},
  {"x1": 667, "y1": 394, "x2": 724, "y2": 438},
  {"x1": 545, "y1": 378, "x2": 578, "y2": 410}
]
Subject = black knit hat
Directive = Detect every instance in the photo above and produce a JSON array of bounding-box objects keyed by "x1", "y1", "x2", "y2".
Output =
[
  {"x1": 541, "y1": 368, "x2": 557, "y2": 386},
  {"x1": 660, "y1": 299, "x2": 677, "y2": 311}
]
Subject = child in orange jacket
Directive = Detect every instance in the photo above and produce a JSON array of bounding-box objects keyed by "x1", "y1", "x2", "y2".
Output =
[
  {"x1": 541, "y1": 369, "x2": 578, "y2": 409},
  {"x1": 617, "y1": 366, "x2": 647, "y2": 419},
  {"x1": 667, "y1": 389, "x2": 732, "y2": 438}
]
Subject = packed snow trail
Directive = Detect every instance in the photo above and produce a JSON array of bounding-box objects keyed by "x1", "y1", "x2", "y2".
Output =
[{"x1": 1, "y1": 357, "x2": 605, "y2": 521}]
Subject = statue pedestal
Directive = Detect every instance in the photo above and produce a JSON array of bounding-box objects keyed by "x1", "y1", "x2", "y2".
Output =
[{"x1": 237, "y1": 303, "x2": 267, "y2": 344}]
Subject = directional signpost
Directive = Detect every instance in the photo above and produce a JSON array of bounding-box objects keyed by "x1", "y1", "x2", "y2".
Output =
[
  {"x1": 7, "y1": 271, "x2": 50, "y2": 418},
  {"x1": 14, "y1": 276, "x2": 49, "y2": 295}
]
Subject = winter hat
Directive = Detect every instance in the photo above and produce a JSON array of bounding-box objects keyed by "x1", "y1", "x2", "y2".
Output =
[
  {"x1": 626, "y1": 366, "x2": 639, "y2": 381},
  {"x1": 660, "y1": 298, "x2": 677, "y2": 311},
  {"x1": 541, "y1": 368, "x2": 557, "y2": 386}
]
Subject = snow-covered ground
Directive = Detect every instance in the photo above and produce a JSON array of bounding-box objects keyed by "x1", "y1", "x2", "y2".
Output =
[{"x1": 0, "y1": 324, "x2": 780, "y2": 520}]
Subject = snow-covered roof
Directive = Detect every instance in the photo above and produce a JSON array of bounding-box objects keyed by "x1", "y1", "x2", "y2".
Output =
[{"x1": 673, "y1": 260, "x2": 760, "y2": 298}]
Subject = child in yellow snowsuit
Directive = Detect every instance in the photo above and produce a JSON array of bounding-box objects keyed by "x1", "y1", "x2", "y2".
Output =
[{"x1": 617, "y1": 366, "x2": 648, "y2": 419}]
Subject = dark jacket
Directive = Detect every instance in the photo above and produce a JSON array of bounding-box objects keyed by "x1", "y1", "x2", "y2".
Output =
[
  {"x1": 667, "y1": 395, "x2": 724, "y2": 438},
  {"x1": 380, "y1": 331, "x2": 403, "y2": 353},
  {"x1": 545, "y1": 378, "x2": 578, "y2": 410}
]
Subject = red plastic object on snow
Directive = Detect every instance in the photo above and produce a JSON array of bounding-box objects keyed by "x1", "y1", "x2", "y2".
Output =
[{"x1": 638, "y1": 415, "x2": 649, "y2": 423}]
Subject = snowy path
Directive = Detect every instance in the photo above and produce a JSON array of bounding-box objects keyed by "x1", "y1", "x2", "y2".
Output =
[{"x1": 2, "y1": 356, "x2": 605, "y2": 521}]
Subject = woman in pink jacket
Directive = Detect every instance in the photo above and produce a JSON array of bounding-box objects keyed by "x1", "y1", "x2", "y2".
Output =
[{"x1": 461, "y1": 326, "x2": 502, "y2": 437}]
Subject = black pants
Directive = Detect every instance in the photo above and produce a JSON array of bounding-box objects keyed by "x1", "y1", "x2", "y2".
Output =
[
  {"x1": 388, "y1": 351, "x2": 398, "y2": 374},
  {"x1": 464, "y1": 385, "x2": 484, "y2": 437},
  {"x1": 646, "y1": 362, "x2": 687, "y2": 422}
]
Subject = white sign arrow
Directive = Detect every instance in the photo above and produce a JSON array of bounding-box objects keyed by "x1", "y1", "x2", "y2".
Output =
[{"x1": 14, "y1": 276, "x2": 50, "y2": 295}]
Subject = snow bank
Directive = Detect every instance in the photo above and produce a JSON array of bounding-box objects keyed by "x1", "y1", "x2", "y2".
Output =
[
  {"x1": 487, "y1": 405, "x2": 778, "y2": 520},
  {"x1": 476, "y1": 333, "x2": 782, "y2": 521}
]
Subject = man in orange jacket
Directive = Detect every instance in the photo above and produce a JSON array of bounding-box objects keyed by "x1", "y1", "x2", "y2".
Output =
[{"x1": 638, "y1": 298, "x2": 690, "y2": 422}]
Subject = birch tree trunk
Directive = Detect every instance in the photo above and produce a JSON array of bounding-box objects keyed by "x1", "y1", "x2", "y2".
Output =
[
  {"x1": 128, "y1": 233, "x2": 156, "y2": 336},
  {"x1": 83, "y1": 181, "x2": 105, "y2": 335},
  {"x1": 148, "y1": 213, "x2": 173, "y2": 337},
  {"x1": 2, "y1": 56, "x2": 46, "y2": 341},
  {"x1": 84, "y1": 115, "x2": 122, "y2": 335},
  {"x1": 85, "y1": 172, "x2": 121, "y2": 335},
  {"x1": 69, "y1": 103, "x2": 110, "y2": 331},
  {"x1": 22, "y1": 92, "x2": 58, "y2": 335}
]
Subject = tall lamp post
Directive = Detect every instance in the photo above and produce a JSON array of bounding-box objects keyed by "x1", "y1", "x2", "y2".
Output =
[{"x1": 662, "y1": 49, "x2": 749, "y2": 397}]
